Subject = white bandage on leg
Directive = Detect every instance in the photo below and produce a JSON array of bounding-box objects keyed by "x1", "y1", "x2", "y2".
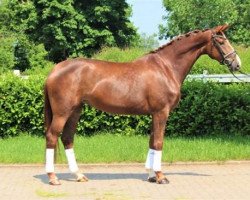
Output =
[
  {"x1": 65, "y1": 148, "x2": 79, "y2": 173},
  {"x1": 145, "y1": 149, "x2": 154, "y2": 169},
  {"x1": 152, "y1": 150, "x2": 162, "y2": 171},
  {"x1": 145, "y1": 149, "x2": 162, "y2": 172},
  {"x1": 147, "y1": 169, "x2": 155, "y2": 178},
  {"x1": 45, "y1": 149, "x2": 55, "y2": 173}
]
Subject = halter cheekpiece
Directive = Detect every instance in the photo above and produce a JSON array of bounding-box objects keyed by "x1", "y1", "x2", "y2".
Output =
[{"x1": 211, "y1": 33, "x2": 236, "y2": 66}]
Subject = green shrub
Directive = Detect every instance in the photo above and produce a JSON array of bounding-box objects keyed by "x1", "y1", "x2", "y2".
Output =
[
  {"x1": 13, "y1": 36, "x2": 52, "y2": 72},
  {"x1": 93, "y1": 47, "x2": 146, "y2": 62},
  {"x1": 168, "y1": 81, "x2": 250, "y2": 136},
  {"x1": 0, "y1": 30, "x2": 53, "y2": 73},
  {"x1": 0, "y1": 32, "x2": 16, "y2": 73},
  {"x1": 0, "y1": 74, "x2": 45, "y2": 137},
  {"x1": 24, "y1": 62, "x2": 53, "y2": 76},
  {"x1": 28, "y1": 44, "x2": 53, "y2": 70},
  {"x1": 0, "y1": 74, "x2": 249, "y2": 138}
]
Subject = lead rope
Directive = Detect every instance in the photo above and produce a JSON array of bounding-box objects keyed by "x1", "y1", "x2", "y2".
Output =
[
  {"x1": 239, "y1": 70, "x2": 250, "y2": 77},
  {"x1": 229, "y1": 70, "x2": 244, "y2": 82},
  {"x1": 229, "y1": 69, "x2": 250, "y2": 82}
]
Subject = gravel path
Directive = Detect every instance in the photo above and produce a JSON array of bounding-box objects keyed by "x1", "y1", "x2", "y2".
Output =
[{"x1": 1, "y1": 162, "x2": 250, "y2": 199}]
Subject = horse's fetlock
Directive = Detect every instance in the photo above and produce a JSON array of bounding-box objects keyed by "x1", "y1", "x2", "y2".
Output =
[{"x1": 153, "y1": 141, "x2": 163, "y2": 150}]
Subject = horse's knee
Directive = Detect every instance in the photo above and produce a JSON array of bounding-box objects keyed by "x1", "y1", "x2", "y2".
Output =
[{"x1": 46, "y1": 132, "x2": 58, "y2": 148}]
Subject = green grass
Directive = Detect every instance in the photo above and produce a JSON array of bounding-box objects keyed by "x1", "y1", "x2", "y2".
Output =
[{"x1": 0, "y1": 133, "x2": 249, "y2": 163}]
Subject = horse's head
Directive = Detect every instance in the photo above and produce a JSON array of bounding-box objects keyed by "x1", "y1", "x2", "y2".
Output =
[{"x1": 207, "y1": 24, "x2": 241, "y2": 71}]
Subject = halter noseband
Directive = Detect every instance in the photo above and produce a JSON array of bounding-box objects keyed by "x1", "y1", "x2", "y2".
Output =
[{"x1": 211, "y1": 33, "x2": 236, "y2": 66}]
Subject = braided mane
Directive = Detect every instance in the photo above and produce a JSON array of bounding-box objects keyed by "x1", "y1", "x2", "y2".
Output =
[{"x1": 150, "y1": 28, "x2": 210, "y2": 53}]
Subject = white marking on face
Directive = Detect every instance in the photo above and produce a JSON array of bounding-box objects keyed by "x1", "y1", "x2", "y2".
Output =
[{"x1": 236, "y1": 54, "x2": 241, "y2": 67}]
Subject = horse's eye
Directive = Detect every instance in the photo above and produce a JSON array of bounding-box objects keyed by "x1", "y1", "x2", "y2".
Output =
[{"x1": 218, "y1": 40, "x2": 225, "y2": 45}]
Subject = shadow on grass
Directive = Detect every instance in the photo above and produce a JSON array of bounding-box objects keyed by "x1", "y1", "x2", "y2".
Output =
[{"x1": 34, "y1": 171, "x2": 210, "y2": 184}]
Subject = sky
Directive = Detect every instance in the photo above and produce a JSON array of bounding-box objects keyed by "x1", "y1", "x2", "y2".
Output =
[{"x1": 126, "y1": 0, "x2": 168, "y2": 45}]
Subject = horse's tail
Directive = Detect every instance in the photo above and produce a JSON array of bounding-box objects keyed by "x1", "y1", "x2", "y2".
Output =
[
  {"x1": 44, "y1": 84, "x2": 52, "y2": 132},
  {"x1": 44, "y1": 84, "x2": 60, "y2": 162}
]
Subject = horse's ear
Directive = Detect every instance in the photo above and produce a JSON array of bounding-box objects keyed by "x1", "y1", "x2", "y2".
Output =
[{"x1": 213, "y1": 24, "x2": 230, "y2": 33}]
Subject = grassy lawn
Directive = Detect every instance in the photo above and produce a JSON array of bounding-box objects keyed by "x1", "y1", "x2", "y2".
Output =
[{"x1": 0, "y1": 133, "x2": 249, "y2": 164}]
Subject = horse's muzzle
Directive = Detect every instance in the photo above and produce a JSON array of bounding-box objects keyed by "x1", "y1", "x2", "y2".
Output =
[{"x1": 229, "y1": 54, "x2": 241, "y2": 71}]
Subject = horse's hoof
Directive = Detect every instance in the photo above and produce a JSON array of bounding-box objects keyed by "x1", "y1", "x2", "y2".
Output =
[
  {"x1": 157, "y1": 177, "x2": 169, "y2": 184},
  {"x1": 77, "y1": 175, "x2": 89, "y2": 182},
  {"x1": 147, "y1": 176, "x2": 157, "y2": 183},
  {"x1": 49, "y1": 178, "x2": 61, "y2": 186}
]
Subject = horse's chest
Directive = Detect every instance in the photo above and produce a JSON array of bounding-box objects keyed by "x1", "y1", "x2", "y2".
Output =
[{"x1": 146, "y1": 80, "x2": 180, "y2": 112}]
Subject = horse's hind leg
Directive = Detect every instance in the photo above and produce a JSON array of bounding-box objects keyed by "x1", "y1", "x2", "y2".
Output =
[
  {"x1": 61, "y1": 106, "x2": 88, "y2": 182},
  {"x1": 45, "y1": 115, "x2": 68, "y2": 185}
]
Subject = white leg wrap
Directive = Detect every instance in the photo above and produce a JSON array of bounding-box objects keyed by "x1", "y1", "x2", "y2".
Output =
[
  {"x1": 146, "y1": 169, "x2": 155, "y2": 178},
  {"x1": 145, "y1": 149, "x2": 154, "y2": 169},
  {"x1": 65, "y1": 148, "x2": 79, "y2": 173},
  {"x1": 145, "y1": 149, "x2": 162, "y2": 172},
  {"x1": 153, "y1": 150, "x2": 162, "y2": 171},
  {"x1": 45, "y1": 149, "x2": 54, "y2": 173}
]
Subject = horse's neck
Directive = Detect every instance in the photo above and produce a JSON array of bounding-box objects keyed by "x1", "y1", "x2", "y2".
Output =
[{"x1": 159, "y1": 31, "x2": 211, "y2": 84}]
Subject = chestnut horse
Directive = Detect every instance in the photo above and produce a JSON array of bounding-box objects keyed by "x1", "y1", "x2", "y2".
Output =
[{"x1": 44, "y1": 25, "x2": 241, "y2": 185}]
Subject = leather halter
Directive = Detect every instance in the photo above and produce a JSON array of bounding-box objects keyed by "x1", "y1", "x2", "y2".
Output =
[{"x1": 211, "y1": 33, "x2": 236, "y2": 66}]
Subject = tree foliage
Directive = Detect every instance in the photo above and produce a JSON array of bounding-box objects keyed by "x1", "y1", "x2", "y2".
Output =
[
  {"x1": 160, "y1": 0, "x2": 250, "y2": 46},
  {"x1": 137, "y1": 33, "x2": 159, "y2": 51},
  {"x1": 0, "y1": 0, "x2": 137, "y2": 62},
  {"x1": 0, "y1": 28, "x2": 51, "y2": 73}
]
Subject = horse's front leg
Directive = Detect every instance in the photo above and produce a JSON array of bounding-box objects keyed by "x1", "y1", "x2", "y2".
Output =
[{"x1": 145, "y1": 109, "x2": 169, "y2": 184}]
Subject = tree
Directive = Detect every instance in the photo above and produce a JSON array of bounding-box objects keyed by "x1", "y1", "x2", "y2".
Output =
[
  {"x1": 228, "y1": 0, "x2": 250, "y2": 45},
  {"x1": 160, "y1": 0, "x2": 250, "y2": 46},
  {"x1": 0, "y1": 30, "x2": 16, "y2": 73},
  {"x1": 0, "y1": 0, "x2": 49, "y2": 72},
  {"x1": 137, "y1": 33, "x2": 160, "y2": 51},
  {"x1": 1, "y1": 0, "x2": 138, "y2": 62}
]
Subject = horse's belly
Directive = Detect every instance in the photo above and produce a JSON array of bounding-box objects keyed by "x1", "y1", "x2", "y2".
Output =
[
  {"x1": 86, "y1": 93, "x2": 149, "y2": 115},
  {"x1": 82, "y1": 70, "x2": 175, "y2": 115}
]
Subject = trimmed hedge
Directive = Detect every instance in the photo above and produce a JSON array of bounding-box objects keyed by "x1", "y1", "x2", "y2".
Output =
[
  {"x1": 0, "y1": 74, "x2": 249, "y2": 138},
  {"x1": 169, "y1": 81, "x2": 250, "y2": 136}
]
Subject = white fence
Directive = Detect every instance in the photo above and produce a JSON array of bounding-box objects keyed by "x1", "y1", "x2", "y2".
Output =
[{"x1": 187, "y1": 73, "x2": 250, "y2": 83}]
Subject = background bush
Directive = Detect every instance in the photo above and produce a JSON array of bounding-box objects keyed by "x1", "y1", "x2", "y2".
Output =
[
  {"x1": 0, "y1": 32, "x2": 16, "y2": 73},
  {"x1": 0, "y1": 74, "x2": 249, "y2": 138},
  {"x1": 0, "y1": 74, "x2": 44, "y2": 137},
  {"x1": 93, "y1": 47, "x2": 146, "y2": 62},
  {"x1": 0, "y1": 30, "x2": 53, "y2": 73}
]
